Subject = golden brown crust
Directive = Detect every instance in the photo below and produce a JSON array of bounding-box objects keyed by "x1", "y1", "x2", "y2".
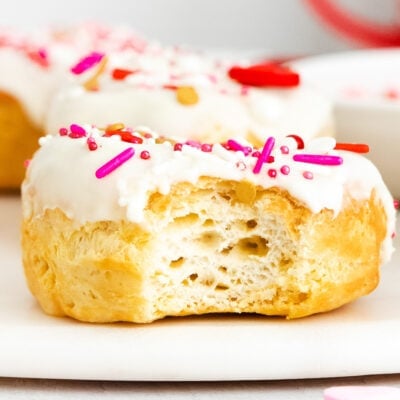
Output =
[
  {"x1": 22, "y1": 178, "x2": 387, "y2": 323},
  {"x1": 0, "y1": 91, "x2": 42, "y2": 189}
]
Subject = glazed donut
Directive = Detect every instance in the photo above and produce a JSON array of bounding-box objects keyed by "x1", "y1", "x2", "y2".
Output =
[
  {"x1": 21, "y1": 123, "x2": 395, "y2": 323},
  {"x1": 0, "y1": 23, "x2": 146, "y2": 189}
]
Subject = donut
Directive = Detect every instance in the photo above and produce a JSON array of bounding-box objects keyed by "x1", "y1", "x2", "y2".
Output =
[
  {"x1": 21, "y1": 123, "x2": 395, "y2": 323},
  {"x1": 46, "y1": 45, "x2": 333, "y2": 146},
  {"x1": 0, "y1": 23, "x2": 146, "y2": 189}
]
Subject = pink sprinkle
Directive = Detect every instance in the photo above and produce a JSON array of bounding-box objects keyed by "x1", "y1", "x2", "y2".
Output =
[
  {"x1": 140, "y1": 150, "x2": 151, "y2": 159},
  {"x1": 385, "y1": 88, "x2": 400, "y2": 100},
  {"x1": 69, "y1": 123, "x2": 86, "y2": 137},
  {"x1": 303, "y1": 171, "x2": 313, "y2": 180},
  {"x1": 240, "y1": 85, "x2": 250, "y2": 96},
  {"x1": 201, "y1": 143, "x2": 213, "y2": 152},
  {"x1": 59, "y1": 127, "x2": 68, "y2": 136},
  {"x1": 227, "y1": 139, "x2": 252, "y2": 155},
  {"x1": 392, "y1": 232, "x2": 396, "y2": 239},
  {"x1": 267, "y1": 168, "x2": 277, "y2": 178},
  {"x1": 185, "y1": 140, "x2": 201, "y2": 149},
  {"x1": 174, "y1": 143, "x2": 183, "y2": 151},
  {"x1": 293, "y1": 154, "x2": 343, "y2": 166},
  {"x1": 394, "y1": 199, "x2": 399, "y2": 209},
  {"x1": 253, "y1": 137, "x2": 275, "y2": 174},
  {"x1": 23, "y1": 159, "x2": 31, "y2": 168},
  {"x1": 208, "y1": 74, "x2": 217, "y2": 84},
  {"x1": 280, "y1": 165, "x2": 290, "y2": 175},
  {"x1": 280, "y1": 145, "x2": 289, "y2": 154},
  {"x1": 95, "y1": 147, "x2": 135, "y2": 179},
  {"x1": 71, "y1": 52, "x2": 104, "y2": 75}
]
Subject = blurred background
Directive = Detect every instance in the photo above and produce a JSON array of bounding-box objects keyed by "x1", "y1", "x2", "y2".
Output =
[{"x1": 0, "y1": 0, "x2": 397, "y2": 55}]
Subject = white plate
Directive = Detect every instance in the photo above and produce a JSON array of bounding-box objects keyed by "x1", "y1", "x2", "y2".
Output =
[{"x1": 1, "y1": 195, "x2": 399, "y2": 381}]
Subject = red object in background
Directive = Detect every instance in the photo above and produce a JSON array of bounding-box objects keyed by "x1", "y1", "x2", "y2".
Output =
[{"x1": 304, "y1": 0, "x2": 400, "y2": 47}]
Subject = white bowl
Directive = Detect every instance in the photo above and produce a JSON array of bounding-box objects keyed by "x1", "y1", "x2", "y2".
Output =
[{"x1": 293, "y1": 49, "x2": 400, "y2": 197}]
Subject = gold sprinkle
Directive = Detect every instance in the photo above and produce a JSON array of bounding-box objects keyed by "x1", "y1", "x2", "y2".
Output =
[
  {"x1": 83, "y1": 56, "x2": 108, "y2": 91},
  {"x1": 176, "y1": 86, "x2": 199, "y2": 106},
  {"x1": 106, "y1": 122, "x2": 125, "y2": 132}
]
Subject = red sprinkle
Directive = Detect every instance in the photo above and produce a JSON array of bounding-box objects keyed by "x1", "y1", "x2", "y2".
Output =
[
  {"x1": 59, "y1": 127, "x2": 68, "y2": 136},
  {"x1": 174, "y1": 143, "x2": 183, "y2": 151},
  {"x1": 394, "y1": 199, "x2": 399, "y2": 209},
  {"x1": 201, "y1": 143, "x2": 213, "y2": 152},
  {"x1": 140, "y1": 150, "x2": 151, "y2": 159},
  {"x1": 334, "y1": 142, "x2": 370, "y2": 153},
  {"x1": 87, "y1": 137, "x2": 98, "y2": 151},
  {"x1": 267, "y1": 168, "x2": 277, "y2": 178},
  {"x1": 286, "y1": 134, "x2": 304, "y2": 149},
  {"x1": 163, "y1": 84, "x2": 178, "y2": 90},
  {"x1": 23, "y1": 159, "x2": 31, "y2": 168},
  {"x1": 228, "y1": 62, "x2": 300, "y2": 88},
  {"x1": 112, "y1": 68, "x2": 136, "y2": 80}
]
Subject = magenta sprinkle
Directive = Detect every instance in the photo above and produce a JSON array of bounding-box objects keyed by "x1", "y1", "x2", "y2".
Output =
[
  {"x1": 59, "y1": 127, "x2": 68, "y2": 136},
  {"x1": 185, "y1": 140, "x2": 202, "y2": 149},
  {"x1": 69, "y1": 123, "x2": 86, "y2": 138},
  {"x1": 303, "y1": 171, "x2": 314, "y2": 180},
  {"x1": 71, "y1": 52, "x2": 104, "y2": 75},
  {"x1": 95, "y1": 147, "x2": 135, "y2": 179},
  {"x1": 227, "y1": 139, "x2": 252, "y2": 155},
  {"x1": 267, "y1": 168, "x2": 277, "y2": 178},
  {"x1": 253, "y1": 136, "x2": 275, "y2": 174},
  {"x1": 280, "y1": 165, "x2": 290, "y2": 175},
  {"x1": 293, "y1": 154, "x2": 343, "y2": 166}
]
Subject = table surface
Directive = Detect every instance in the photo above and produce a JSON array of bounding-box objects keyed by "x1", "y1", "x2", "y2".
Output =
[{"x1": 1, "y1": 375, "x2": 400, "y2": 399}]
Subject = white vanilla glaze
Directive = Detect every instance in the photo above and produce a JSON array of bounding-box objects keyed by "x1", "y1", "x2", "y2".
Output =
[
  {"x1": 45, "y1": 45, "x2": 332, "y2": 143},
  {"x1": 22, "y1": 127, "x2": 396, "y2": 263}
]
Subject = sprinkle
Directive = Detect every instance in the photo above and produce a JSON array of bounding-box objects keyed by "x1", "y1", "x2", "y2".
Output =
[
  {"x1": 251, "y1": 151, "x2": 261, "y2": 158},
  {"x1": 174, "y1": 143, "x2": 183, "y2": 151},
  {"x1": 27, "y1": 48, "x2": 49, "y2": 68},
  {"x1": 384, "y1": 88, "x2": 400, "y2": 100},
  {"x1": 163, "y1": 84, "x2": 178, "y2": 90},
  {"x1": 71, "y1": 52, "x2": 105, "y2": 75},
  {"x1": 59, "y1": 127, "x2": 68, "y2": 136},
  {"x1": 280, "y1": 165, "x2": 290, "y2": 175},
  {"x1": 83, "y1": 55, "x2": 108, "y2": 91},
  {"x1": 112, "y1": 68, "x2": 136, "y2": 80},
  {"x1": 394, "y1": 199, "x2": 399, "y2": 209},
  {"x1": 106, "y1": 122, "x2": 125, "y2": 133},
  {"x1": 185, "y1": 140, "x2": 201, "y2": 149},
  {"x1": 334, "y1": 143, "x2": 369, "y2": 153},
  {"x1": 253, "y1": 136, "x2": 275, "y2": 174},
  {"x1": 201, "y1": 143, "x2": 213, "y2": 152},
  {"x1": 267, "y1": 168, "x2": 277, "y2": 178},
  {"x1": 95, "y1": 147, "x2": 134, "y2": 179},
  {"x1": 392, "y1": 232, "x2": 397, "y2": 239},
  {"x1": 293, "y1": 154, "x2": 343, "y2": 166},
  {"x1": 303, "y1": 171, "x2": 314, "y2": 180},
  {"x1": 23, "y1": 159, "x2": 31, "y2": 168},
  {"x1": 69, "y1": 124, "x2": 86, "y2": 138},
  {"x1": 140, "y1": 150, "x2": 151, "y2": 159},
  {"x1": 280, "y1": 145, "x2": 289, "y2": 154},
  {"x1": 120, "y1": 132, "x2": 143, "y2": 144},
  {"x1": 228, "y1": 62, "x2": 300, "y2": 87},
  {"x1": 286, "y1": 134, "x2": 304, "y2": 149},
  {"x1": 226, "y1": 139, "x2": 252, "y2": 156},
  {"x1": 87, "y1": 137, "x2": 98, "y2": 151},
  {"x1": 176, "y1": 86, "x2": 199, "y2": 106}
]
